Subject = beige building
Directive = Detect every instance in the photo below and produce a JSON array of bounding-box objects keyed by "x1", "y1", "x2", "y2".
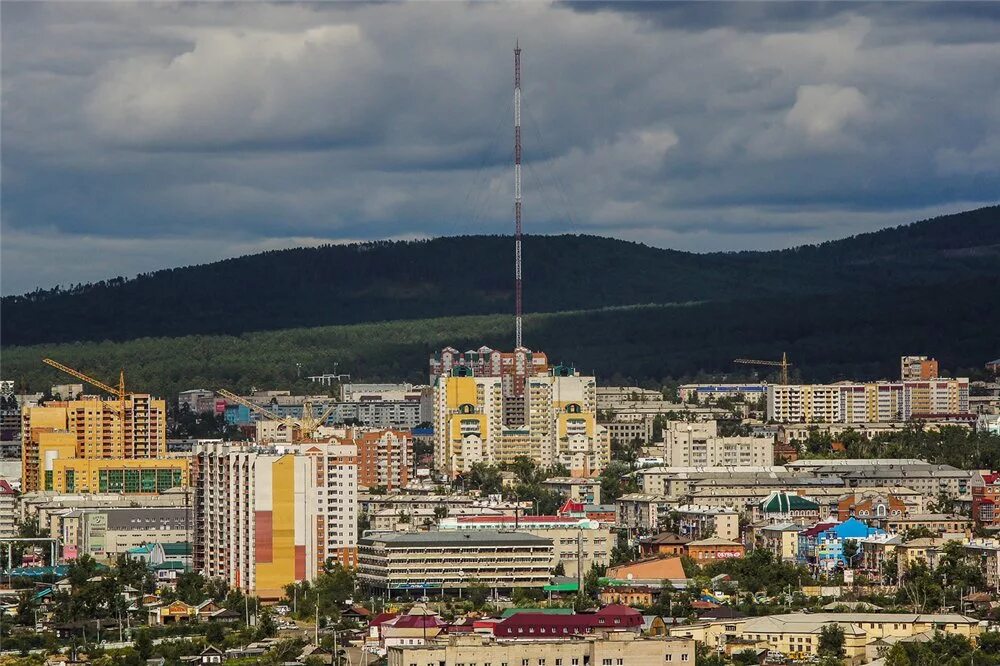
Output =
[
  {"x1": 732, "y1": 613, "x2": 978, "y2": 665},
  {"x1": 659, "y1": 421, "x2": 773, "y2": 467},
  {"x1": 0, "y1": 480, "x2": 16, "y2": 539},
  {"x1": 542, "y1": 477, "x2": 602, "y2": 505},
  {"x1": 674, "y1": 505, "x2": 739, "y2": 541},
  {"x1": 59, "y1": 507, "x2": 190, "y2": 560},
  {"x1": 389, "y1": 633, "x2": 695, "y2": 666},
  {"x1": 358, "y1": 530, "x2": 553, "y2": 594},
  {"x1": 757, "y1": 523, "x2": 801, "y2": 562},
  {"x1": 438, "y1": 515, "x2": 612, "y2": 577},
  {"x1": 615, "y1": 493, "x2": 678, "y2": 531},
  {"x1": 768, "y1": 379, "x2": 970, "y2": 424},
  {"x1": 638, "y1": 466, "x2": 796, "y2": 497}
]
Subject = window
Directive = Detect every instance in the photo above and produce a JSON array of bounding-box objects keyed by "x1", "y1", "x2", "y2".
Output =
[
  {"x1": 681, "y1": 656, "x2": 689, "y2": 662},
  {"x1": 666, "y1": 656, "x2": 672, "y2": 662},
  {"x1": 603, "y1": 660, "x2": 613, "y2": 666},
  {"x1": 539, "y1": 661, "x2": 546, "y2": 666},
  {"x1": 617, "y1": 660, "x2": 624, "y2": 665}
]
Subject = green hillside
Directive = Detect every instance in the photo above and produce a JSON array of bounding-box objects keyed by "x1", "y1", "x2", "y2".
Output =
[
  {"x1": 4, "y1": 275, "x2": 997, "y2": 397},
  {"x1": 3, "y1": 206, "x2": 998, "y2": 346}
]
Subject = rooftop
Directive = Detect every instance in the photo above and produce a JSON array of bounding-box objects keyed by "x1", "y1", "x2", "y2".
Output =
[{"x1": 360, "y1": 530, "x2": 552, "y2": 548}]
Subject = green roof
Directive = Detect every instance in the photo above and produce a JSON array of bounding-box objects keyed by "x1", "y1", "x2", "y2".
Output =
[
  {"x1": 161, "y1": 543, "x2": 192, "y2": 556},
  {"x1": 542, "y1": 582, "x2": 580, "y2": 593},
  {"x1": 761, "y1": 492, "x2": 819, "y2": 513},
  {"x1": 500, "y1": 607, "x2": 575, "y2": 618},
  {"x1": 151, "y1": 561, "x2": 187, "y2": 570}
]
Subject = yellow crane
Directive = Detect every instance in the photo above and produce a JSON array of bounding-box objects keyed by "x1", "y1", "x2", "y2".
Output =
[
  {"x1": 216, "y1": 389, "x2": 339, "y2": 441},
  {"x1": 42, "y1": 358, "x2": 129, "y2": 450},
  {"x1": 733, "y1": 352, "x2": 792, "y2": 385}
]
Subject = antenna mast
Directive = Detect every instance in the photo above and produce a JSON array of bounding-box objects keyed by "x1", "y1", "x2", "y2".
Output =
[{"x1": 514, "y1": 42, "x2": 523, "y2": 348}]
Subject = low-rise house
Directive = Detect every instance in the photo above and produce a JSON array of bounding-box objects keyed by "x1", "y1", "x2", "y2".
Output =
[
  {"x1": 758, "y1": 491, "x2": 821, "y2": 525},
  {"x1": 874, "y1": 513, "x2": 973, "y2": 538},
  {"x1": 606, "y1": 557, "x2": 686, "y2": 586},
  {"x1": 675, "y1": 505, "x2": 739, "y2": 541},
  {"x1": 148, "y1": 600, "x2": 197, "y2": 625},
  {"x1": 686, "y1": 537, "x2": 745, "y2": 561},
  {"x1": 600, "y1": 586, "x2": 657, "y2": 607},
  {"x1": 638, "y1": 532, "x2": 690, "y2": 558}
]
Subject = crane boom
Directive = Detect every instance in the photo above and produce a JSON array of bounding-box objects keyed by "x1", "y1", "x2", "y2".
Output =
[
  {"x1": 733, "y1": 352, "x2": 792, "y2": 385},
  {"x1": 43, "y1": 358, "x2": 125, "y2": 412},
  {"x1": 216, "y1": 389, "x2": 285, "y2": 423}
]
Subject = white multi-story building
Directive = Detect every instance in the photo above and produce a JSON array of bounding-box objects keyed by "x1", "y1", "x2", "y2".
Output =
[
  {"x1": 768, "y1": 379, "x2": 969, "y2": 423},
  {"x1": 659, "y1": 421, "x2": 773, "y2": 467},
  {"x1": 193, "y1": 440, "x2": 358, "y2": 600}
]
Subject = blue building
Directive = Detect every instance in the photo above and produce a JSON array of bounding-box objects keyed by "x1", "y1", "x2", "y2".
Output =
[{"x1": 813, "y1": 517, "x2": 885, "y2": 570}]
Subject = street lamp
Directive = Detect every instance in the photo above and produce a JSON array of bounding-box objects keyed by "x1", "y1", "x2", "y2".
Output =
[{"x1": 457, "y1": 570, "x2": 466, "y2": 600}]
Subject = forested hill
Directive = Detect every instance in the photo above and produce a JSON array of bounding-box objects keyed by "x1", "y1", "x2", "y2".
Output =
[{"x1": 3, "y1": 206, "x2": 999, "y2": 346}]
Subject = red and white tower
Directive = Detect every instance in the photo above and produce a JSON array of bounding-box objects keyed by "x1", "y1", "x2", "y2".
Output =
[{"x1": 514, "y1": 42, "x2": 523, "y2": 349}]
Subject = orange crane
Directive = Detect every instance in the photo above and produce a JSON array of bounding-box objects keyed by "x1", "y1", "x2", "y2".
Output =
[
  {"x1": 216, "y1": 389, "x2": 339, "y2": 441},
  {"x1": 42, "y1": 358, "x2": 129, "y2": 451},
  {"x1": 733, "y1": 352, "x2": 792, "y2": 385}
]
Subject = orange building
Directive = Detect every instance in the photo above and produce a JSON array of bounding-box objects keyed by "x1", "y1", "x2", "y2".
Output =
[
  {"x1": 684, "y1": 537, "x2": 746, "y2": 561},
  {"x1": 599, "y1": 586, "x2": 656, "y2": 607},
  {"x1": 837, "y1": 492, "x2": 907, "y2": 522},
  {"x1": 354, "y1": 429, "x2": 412, "y2": 490}
]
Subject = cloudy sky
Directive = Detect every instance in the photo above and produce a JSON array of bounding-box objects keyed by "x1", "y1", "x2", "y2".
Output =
[{"x1": 2, "y1": 2, "x2": 999, "y2": 295}]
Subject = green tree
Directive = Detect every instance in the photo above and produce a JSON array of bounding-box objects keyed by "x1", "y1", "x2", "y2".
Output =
[
  {"x1": 134, "y1": 629, "x2": 153, "y2": 660},
  {"x1": 468, "y1": 582, "x2": 489, "y2": 610},
  {"x1": 818, "y1": 624, "x2": 845, "y2": 658},
  {"x1": 205, "y1": 622, "x2": 225, "y2": 645}
]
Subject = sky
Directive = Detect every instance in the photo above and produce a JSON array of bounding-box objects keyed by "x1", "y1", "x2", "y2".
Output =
[{"x1": 2, "y1": 2, "x2": 999, "y2": 296}]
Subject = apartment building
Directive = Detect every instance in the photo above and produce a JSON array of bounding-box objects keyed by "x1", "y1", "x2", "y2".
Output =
[
  {"x1": 678, "y1": 384, "x2": 767, "y2": 404},
  {"x1": 659, "y1": 421, "x2": 773, "y2": 467},
  {"x1": 0, "y1": 479, "x2": 15, "y2": 539},
  {"x1": 60, "y1": 507, "x2": 190, "y2": 560},
  {"x1": 674, "y1": 505, "x2": 739, "y2": 541},
  {"x1": 438, "y1": 514, "x2": 613, "y2": 577},
  {"x1": 637, "y1": 466, "x2": 796, "y2": 497},
  {"x1": 901, "y1": 356, "x2": 939, "y2": 381},
  {"x1": 357, "y1": 531, "x2": 553, "y2": 593},
  {"x1": 389, "y1": 633, "x2": 695, "y2": 666},
  {"x1": 767, "y1": 379, "x2": 970, "y2": 424},
  {"x1": 21, "y1": 395, "x2": 168, "y2": 492},
  {"x1": 434, "y1": 365, "x2": 609, "y2": 476},
  {"x1": 542, "y1": 477, "x2": 602, "y2": 505},
  {"x1": 615, "y1": 494, "x2": 677, "y2": 531},
  {"x1": 355, "y1": 429, "x2": 412, "y2": 490},
  {"x1": 603, "y1": 415, "x2": 654, "y2": 446},
  {"x1": 193, "y1": 440, "x2": 358, "y2": 599}
]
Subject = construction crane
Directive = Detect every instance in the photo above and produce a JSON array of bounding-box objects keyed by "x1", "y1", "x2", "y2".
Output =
[
  {"x1": 733, "y1": 352, "x2": 792, "y2": 385},
  {"x1": 216, "y1": 389, "x2": 339, "y2": 441},
  {"x1": 42, "y1": 358, "x2": 129, "y2": 450}
]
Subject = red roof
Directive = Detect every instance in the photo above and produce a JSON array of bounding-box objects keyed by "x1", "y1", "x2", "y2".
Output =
[
  {"x1": 494, "y1": 613, "x2": 595, "y2": 638},
  {"x1": 559, "y1": 499, "x2": 585, "y2": 514},
  {"x1": 594, "y1": 604, "x2": 643, "y2": 628},
  {"x1": 390, "y1": 615, "x2": 447, "y2": 630},
  {"x1": 983, "y1": 474, "x2": 1000, "y2": 485},
  {"x1": 0, "y1": 480, "x2": 14, "y2": 495},
  {"x1": 799, "y1": 522, "x2": 837, "y2": 538},
  {"x1": 369, "y1": 612, "x2": 398, "y2": 627}
]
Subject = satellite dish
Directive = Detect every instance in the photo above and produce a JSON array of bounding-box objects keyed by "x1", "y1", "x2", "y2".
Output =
[{"x1": 627, "y1": 573, "x2": 633, "y2": 580}]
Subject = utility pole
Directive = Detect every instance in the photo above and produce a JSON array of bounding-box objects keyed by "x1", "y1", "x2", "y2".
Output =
[{"x1": 513, "y1": 41, "x2": 523, "y2": 349}]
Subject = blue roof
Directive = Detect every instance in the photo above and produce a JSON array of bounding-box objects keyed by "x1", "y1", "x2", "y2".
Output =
[
  {"x1": 411, "y1": 428, "x2": 433, "y2": 436},
  {"x1": 830, "y1": 517, "x2": 884, "y2": 539}
]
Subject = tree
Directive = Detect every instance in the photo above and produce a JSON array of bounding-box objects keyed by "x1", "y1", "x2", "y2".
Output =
[
  {"x1": 818, "y1": 624, "x2": 845, "y2": 658},
  {"x1": 175, "y1": 571, "x2": 206, "y2": 604},
  {"x1": 552, "y1": 562, "x2": 566, "y2": 576},
  {"x1": 256, "y1": 607, "x2": 277, "y2": 639},
  {"x1": 733, "y1": 650, "x2": 761, "y2": 666},
  {"x1": 133, "y1": 629, "x2": 153, "y2": 660},
  {"x1": 468, "y1": 582, "x2": 489, "y2": 610},
  {"x1": 205, "y1": 622, "x2": 225, "y2": 645}
]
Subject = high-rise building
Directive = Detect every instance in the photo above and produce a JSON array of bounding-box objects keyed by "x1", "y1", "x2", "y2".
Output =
[
  {"x1": 901, "y1": 356, "x2": 939, "y2": 381},
  {"x1": 354, "y1": 429, "x2": 412, "y2": 490},
  {"x1": 433, "y1": 363, "x2": 609, "y2": 477},
  {"x1": 21, "y1": 395, "x2": 168, "y2": 492},
  {"x1": 192, "y1": 441, "x2": 358, "y2": 600},
  {"x1": 660, "y1": 421, "x2": 773, "y2": 467}
]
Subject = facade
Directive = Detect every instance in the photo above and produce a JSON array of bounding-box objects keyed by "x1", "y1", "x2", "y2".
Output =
[
  {"x1": 758, "y1": 523, "x2": 801, "y2": 562},
  {"x1": 836, "y1": 491, "x2": 908, "y2": 522},
  {"x1": 971, "y1": 472, "x2": 1000, "y2": 527},
  {"x1": 615, "y1": 494, "x2": 677, "y2": 531},
  {"x1": 438, "y1": 515, "x2": 613, "y2": 577},
  {"x1": 21, "y1": 396, "x2": 168, "y2": 493},
  {"x1": 603, "y1": 415, "x2": 655, "y2": 446},
  {"x1": 674, "y1": 505, "x2": 739, "y2": 541},
  {"x1": 659, "y1": 421, "x2": 773, "y2": 467},
  {"x1": 0, "y1": 479, "x2": 16, "y2": 539},
  {"x1": 678, "y1": 384, "x2": 767, "y2": 404},
  {"x1": 193, "y1": 441, "x2": 358, "y2": 599},
  {"x1": 61, "y1": 507, "x2": 190, "y2": 560},
  {"x1": 355, "y1": 429, "x2": 412, "y2": 490},
  {"x1": 767, "y1": 379, "x2": 970, "y2": 423},
  {"x1": 357, "y1": 530, "x2": 554, "y2": 593},
  {"x1": 48, "y1": 457, "x2": 187, "y2": 494},
  {"x1": 758, "y1": 491, "x2": 822, "y2": 525},
  {"x1": 177, "y1": 390, "x2": 219, "y2": 414},
  {"x1": 638, "y1": 533, "x2": 690, "y2": 558},
  {"x1": 901, "y1": 356, "x2": 939, "y2": 381},
  {"x1": 543, "y1": 477, "x2": 602, "y2": 505},
  {"x1": 685, "y1": 537, "x2": 745, "y2": 561},
  {"x1": 388, "y1": 633, "x2": 695, "y2": 666},
  {"x1": 734, "y1": 613, "x2": 978, "y2": 665},
  {"x1": 434, "y1": 365, "x2": 609, "y2": 476}
]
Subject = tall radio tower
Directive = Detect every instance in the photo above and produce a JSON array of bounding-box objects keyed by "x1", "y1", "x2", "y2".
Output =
[{"x1": 514, "y1": 41, "x2": 523, "y2": 349}]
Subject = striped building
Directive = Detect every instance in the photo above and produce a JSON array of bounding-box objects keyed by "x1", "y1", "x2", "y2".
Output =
[{"x1": 192, "y1": 440, "x2": 358, "y2": 600}]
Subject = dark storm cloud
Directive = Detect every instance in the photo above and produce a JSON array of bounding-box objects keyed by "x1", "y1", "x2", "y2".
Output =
[{"x1": 1, "y1": 1, "x2": 998, "y2": 294}]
